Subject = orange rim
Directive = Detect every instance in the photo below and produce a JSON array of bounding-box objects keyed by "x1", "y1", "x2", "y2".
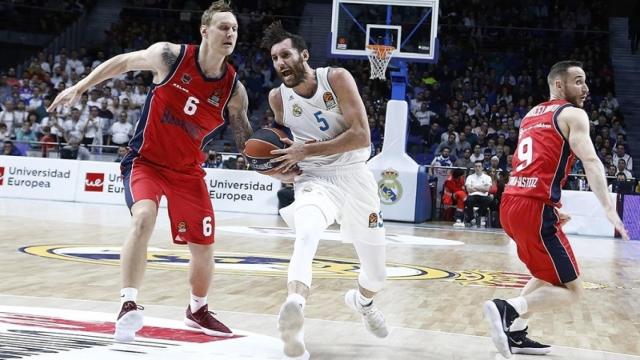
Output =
[{"x1": 366, "y1": 45, "x2": 395, "y2": 58}]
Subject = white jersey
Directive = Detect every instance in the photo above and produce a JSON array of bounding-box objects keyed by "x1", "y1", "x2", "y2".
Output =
[{"x1": 279, "y1": 67, "x2": 369, "y2": 170}]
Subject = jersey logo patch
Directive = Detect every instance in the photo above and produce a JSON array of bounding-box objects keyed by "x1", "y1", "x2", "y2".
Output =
[
  {"x1": 208, "y1": 89, "x2": 222, "y2": 107},
  {"x1": 323, "y1": 91, "x2": 337, "y2": 109},
  {"x1": 292, "y1": 103, "x2": 303, "y2": 117},
  {"x1": 181, "y1": 73, "x2": 192, "y2": 84}
]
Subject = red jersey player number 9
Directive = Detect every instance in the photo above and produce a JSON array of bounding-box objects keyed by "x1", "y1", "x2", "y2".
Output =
[{"x1": 516, "y1": 136, "x2": 533, "y2": 172}]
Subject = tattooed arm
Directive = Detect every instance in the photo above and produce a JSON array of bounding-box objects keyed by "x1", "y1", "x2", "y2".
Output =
[
  {"x1": 49, "y1": 42, "x2": 180, "y2": 111},
  {"x1": 226, "y1": 81, "x2": 253, "y2": 153}
]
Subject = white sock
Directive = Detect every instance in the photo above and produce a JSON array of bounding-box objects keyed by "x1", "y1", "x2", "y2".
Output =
[
  {"x1": 190, "y1": 293, "x2": 207, "y2": 312},
  {"x1": 510, "y1": 317, "x2": 528, "y2": 332},
  {"x1": 286, "y1": 293, "x2": 306, "y2": 309},
  {"x1": 120, "y1": 288, "x2": 138, "y2": 305},
  {"x1": 506, "y1": 296, "x2": 528, "y2": 316},
  {"x1": 357, "y1": 290, "x2": 373, "y2": 307}
]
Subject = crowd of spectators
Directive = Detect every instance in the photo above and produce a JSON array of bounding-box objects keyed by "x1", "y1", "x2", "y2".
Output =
[{"x1": 0, "y1": 1, "x2": 91, "y2": 34}]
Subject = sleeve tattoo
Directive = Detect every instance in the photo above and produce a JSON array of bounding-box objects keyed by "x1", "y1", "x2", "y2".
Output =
[{"x1": 228, "y1": 83, "x2": 252, "y2": 153}]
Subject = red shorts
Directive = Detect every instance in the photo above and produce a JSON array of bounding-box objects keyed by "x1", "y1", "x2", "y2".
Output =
[
  {"x1": 500, "y1": 194, "x2": 579, "y2": 285},
  {"x1": 122, "y1": 157, "x2": 214, "y2": 245}
]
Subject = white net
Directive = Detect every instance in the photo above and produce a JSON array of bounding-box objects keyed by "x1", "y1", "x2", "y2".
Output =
[{"x1": 366, "y1": 45, "x2": 396, "y2": 80}]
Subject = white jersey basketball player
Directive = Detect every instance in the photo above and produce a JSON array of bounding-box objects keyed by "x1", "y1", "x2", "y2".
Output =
[{"x1": 261, "y1": 22, "x2": 388, "y2": 360}]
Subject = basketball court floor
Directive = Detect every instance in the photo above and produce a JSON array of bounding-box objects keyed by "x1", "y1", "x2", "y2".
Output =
[{"x1": 1, "y1": 198, "x2": 639, "y2": 359}]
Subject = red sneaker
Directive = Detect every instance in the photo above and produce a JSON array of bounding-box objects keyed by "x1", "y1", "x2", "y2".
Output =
[
  {"x1": 184, "y1": 304, "x2": 233, "y2": 337},
  {"x1": 114, "y1": 301, "x2": 144, "y2": 342}
]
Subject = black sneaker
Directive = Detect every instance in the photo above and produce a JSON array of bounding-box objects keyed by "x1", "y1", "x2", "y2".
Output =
[
  {"x1": 184, "y1": 304, "x2": 233, "y2": 337},
  {"x1": 483, "y1": 299, "x2": 520, "y2": 358},
  {"x1": 508, "y1": 327, "x2": 552, "y2": 355}
]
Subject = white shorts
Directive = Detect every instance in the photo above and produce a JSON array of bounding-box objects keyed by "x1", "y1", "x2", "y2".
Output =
[{"x1": 279, "y1": 163, "x2": 385, "y2": 245}]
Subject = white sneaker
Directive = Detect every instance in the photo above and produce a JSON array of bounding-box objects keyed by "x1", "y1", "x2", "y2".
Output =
[
  {"x1": 453, "y1": 219, "x2": 465, "y2": 228},
  {"x1": 278, "y1": 300, "x2": 307, "y2": 358},
  {"x1": 480, "y1": 217, "x2": 487, "y2": 228},
  {"x1": 344, "y1": 289, "x2": 389, "y2": 338},
  {"x1": 114, "y1": 301, "x2": 144, "y2": 342}
]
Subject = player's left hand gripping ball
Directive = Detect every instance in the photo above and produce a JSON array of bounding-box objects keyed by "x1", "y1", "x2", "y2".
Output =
[{"x1": 270, "y1": 138, "x2": 306, "y2": 173}]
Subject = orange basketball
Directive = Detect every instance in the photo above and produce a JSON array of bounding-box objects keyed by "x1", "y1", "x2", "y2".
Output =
[{"x1": 243, "y1": 127, "x2": 289, "y2": 174}]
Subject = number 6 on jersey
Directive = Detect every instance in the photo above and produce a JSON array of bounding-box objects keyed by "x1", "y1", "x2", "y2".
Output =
[
  {"x1": 516, "y1": 136, "x2": 533, "y2": 172},
  {"x1": 184, "y1": 96, "x2": 199, "y2": 115}
]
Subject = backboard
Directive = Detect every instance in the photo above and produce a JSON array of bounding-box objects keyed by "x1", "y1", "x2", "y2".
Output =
[{"x1": 330, "y1": 0, "x2": 439, "y2": 63}]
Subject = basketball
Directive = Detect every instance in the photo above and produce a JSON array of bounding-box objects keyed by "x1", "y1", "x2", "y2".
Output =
[{"x1": 243, "y1": 127, "x2": 290, "y2": 174}]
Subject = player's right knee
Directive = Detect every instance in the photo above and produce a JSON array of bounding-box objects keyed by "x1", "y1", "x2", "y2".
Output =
[
  {"x1": 131, "y1": 207, "x2": 156, "y2": 236},
  {"x1": 294, "y1": 205, "x2": 329, "y2": 235}
]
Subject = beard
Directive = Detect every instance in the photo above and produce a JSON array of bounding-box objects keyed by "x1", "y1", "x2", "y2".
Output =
[
  {"x1": 278, "y1": 59, "x2": 306, "y2": 87},
  {"x1": 564, "y1": 83, "x2": 586, "y2": 108},
  {"x1": 566, "y1": 93, "x2": 585, "y2": 108}
]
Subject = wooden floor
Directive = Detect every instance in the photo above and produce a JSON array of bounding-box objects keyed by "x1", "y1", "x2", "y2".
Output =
[{"x1": 1, "y1": 198, "x2": 639, "y2": 359}]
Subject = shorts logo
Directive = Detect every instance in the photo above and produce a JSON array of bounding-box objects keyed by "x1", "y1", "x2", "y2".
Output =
[
  {"x1": 378, "y1": 168, "x2": 403, "y2": 205},
  {"x1": 292, "y1": 103, "x2": 303, "y2": 117},
  {"x1": 181, "y1": 73, "x2": 192, "y2": 84},
  {"x1": 323, "y1": 92, "x2": 337, "y2": 109},
  {"x1": 177, "y1": 221, "x2": 187, "y2": 233},
  {"x1": 84, "y1": 173, "x2": 104, "y2": 192},
  {"x1": 0, "y1": 166, "x2": 4, "y2": 186},
  {"x1": 368, "y1": 212, "x2": 383, "y2": 228}
]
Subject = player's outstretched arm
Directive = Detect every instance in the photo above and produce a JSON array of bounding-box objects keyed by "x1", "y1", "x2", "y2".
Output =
[
  {"x1": 561, "y1": 107, "x2": 629, "y2": 240},
  {"x1": 227, "y1": 81, "x2": 253, "y2": 153},
  {"x1": 48, "y1": 42, "x2": 180, "y2": 112}
]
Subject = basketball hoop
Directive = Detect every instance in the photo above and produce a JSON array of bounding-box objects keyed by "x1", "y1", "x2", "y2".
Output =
[{"x1": 366, "y1": 44, "x2": 396, "y2": 80}]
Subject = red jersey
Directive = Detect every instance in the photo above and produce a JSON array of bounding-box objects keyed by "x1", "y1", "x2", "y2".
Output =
[
  {"x1": 504, "y1": 99, "x2": 576, "y2": 205},
  {"x1": 127, "y1": 44, "x2": 237, "y2": 175},
  {"x1": 443, "y1": 175, "x2": 465, "y2": 194}
]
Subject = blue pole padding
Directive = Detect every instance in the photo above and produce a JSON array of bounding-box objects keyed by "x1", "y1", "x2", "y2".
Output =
[
  {"x1": 414, "y1": 166, "x2": 430, "y2": 223},
  {"x1": 390, "y1": 61, "x2": 408, "y2": 101}
]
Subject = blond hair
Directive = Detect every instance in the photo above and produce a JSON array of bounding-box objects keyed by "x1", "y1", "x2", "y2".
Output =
[{"x1": 201, "y1": 0, "x2": 234, "y2": 26}]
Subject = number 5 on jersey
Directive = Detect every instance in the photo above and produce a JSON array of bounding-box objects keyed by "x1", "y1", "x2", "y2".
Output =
[{"x1": 314, "y1": 111, "x2": 329, "y2": 131}]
